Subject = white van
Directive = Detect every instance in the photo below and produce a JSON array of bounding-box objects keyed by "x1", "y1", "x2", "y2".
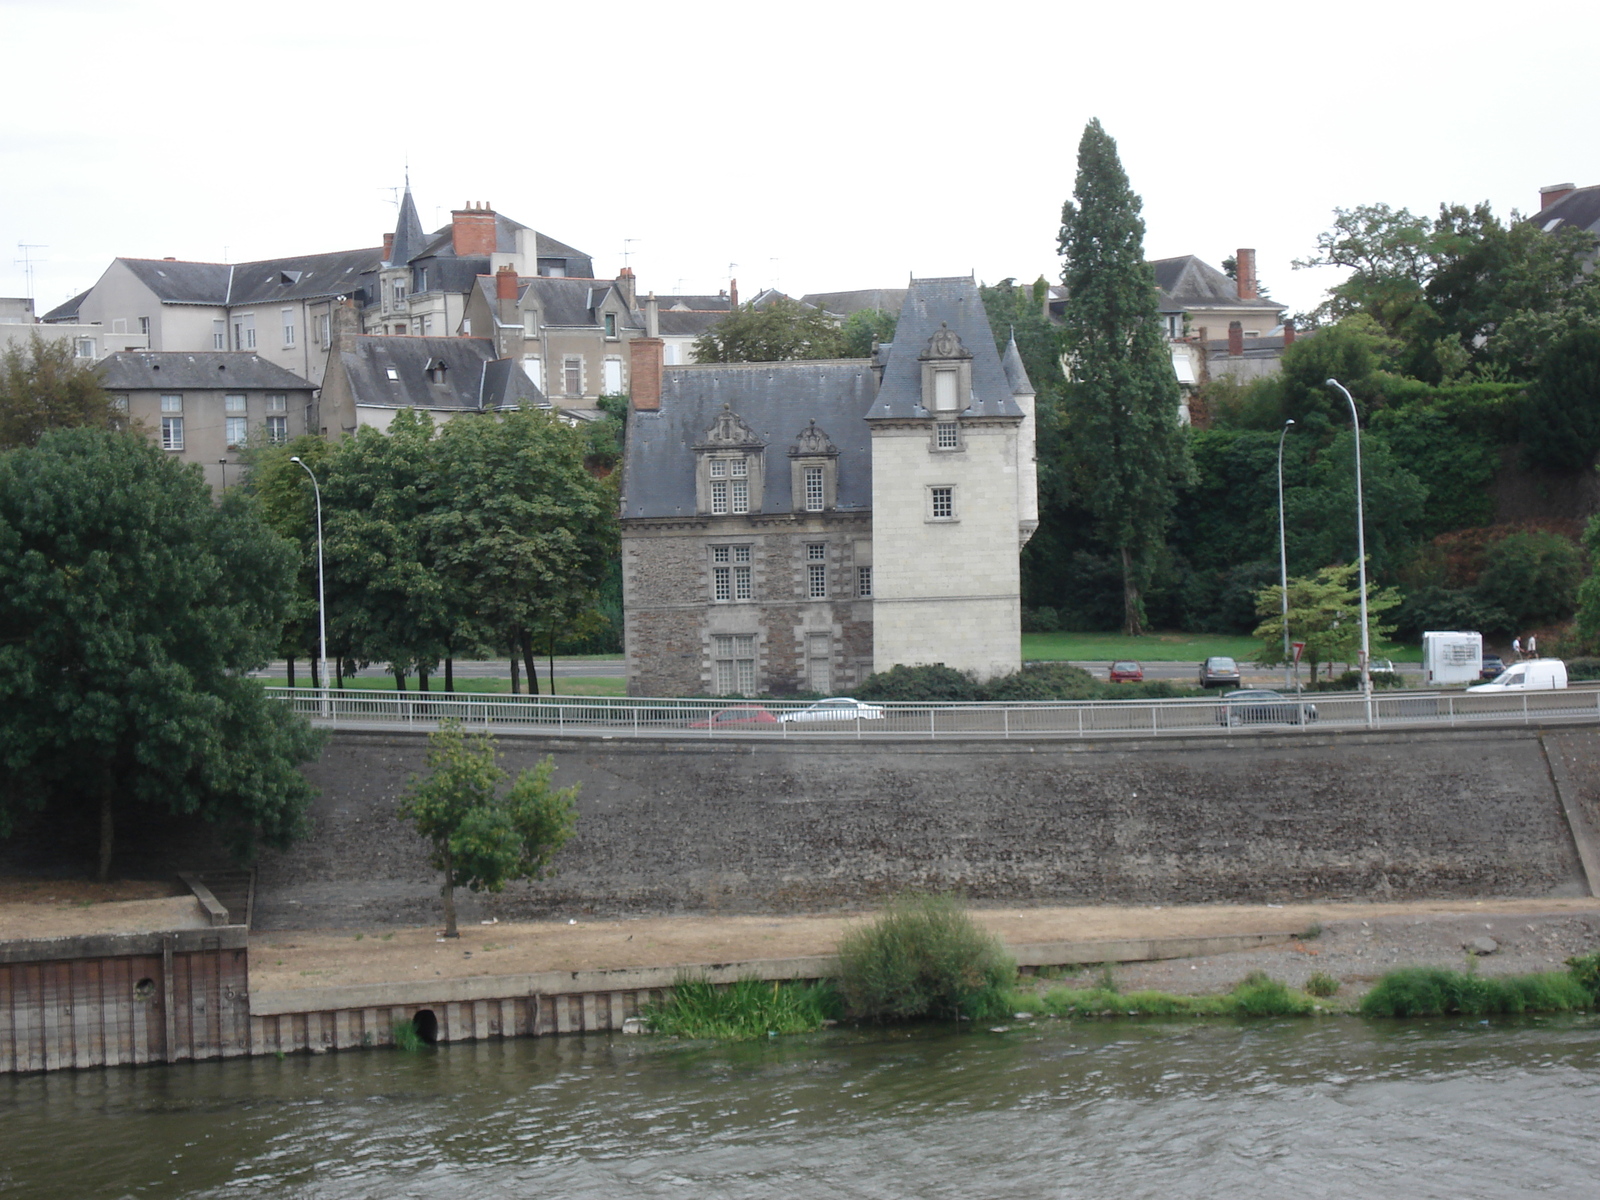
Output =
[{"x1": 1467, "y1": 658, "x2": 1568, "y2": 692}]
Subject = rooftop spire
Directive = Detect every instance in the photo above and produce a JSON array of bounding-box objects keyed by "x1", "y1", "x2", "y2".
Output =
[{"x1": 389, "y1": 181, "x2": 425, "y2": 266}]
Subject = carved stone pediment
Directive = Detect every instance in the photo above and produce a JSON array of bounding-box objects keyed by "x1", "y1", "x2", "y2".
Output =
[
  {"x1": 787, "y1": 419, "x2": 839, "y2": 458},
  {"x1": 692, "y1": 404, "x2": 766, "y2": 450},
  {"x1": 919, "y1": 322, "x2": 972, "y2": 361}
]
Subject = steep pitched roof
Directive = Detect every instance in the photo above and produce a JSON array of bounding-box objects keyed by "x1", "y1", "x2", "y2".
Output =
[
  {"x1": 335, "y1": 336, "x2": 545, "y2": 411},
  {"x1": 621, "y1": 361, "x2": 878, "y2": 519},
  {"x1": 41, "y1": 289, "x2": 90, "y2": 323},
  {"x1": 802, "y1": 288, "x2": 908, "y2": 317},
  {"x1": 1527, "y1": 185, "x2": 1600, "y2": 237},
  {"x1": 118, "y1": 259, "x2": 234, "y2": 305},
  {"x1": 388, "y1": 185, "x2": 426, "y2": 266},
  {"x1": 97, "y1": 351, "x2": 314, "y2": 390},
  {"x1": 1149, "y1": 255, "x2": 1283, "y2": 312},
  {"x1": 869, "y1": 276, "x2": 1023, "y2": 420},
  {"x1": 228, "y1": 247, "x2": 385, "y2": 305},
  {"x1": 1001, "y1": 334, "x2": 1035, "y2": 396}
]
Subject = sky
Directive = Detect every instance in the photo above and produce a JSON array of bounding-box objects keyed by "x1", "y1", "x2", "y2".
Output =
[{"x1": 3, "y1": 0, "x2": 1596, "y2": 324}]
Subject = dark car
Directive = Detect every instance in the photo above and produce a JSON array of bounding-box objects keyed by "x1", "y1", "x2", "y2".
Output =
[
  {"x1": 1108, "y1": 660, "x2": 1144, "y2": 683},
  {"x1": 1216, "y1": 689, "x2": 1318, "y2": 727},
  {"x1": 1198, "y1": 656, "x2": 1242, "y2": 688},
  {"x1": 689, "y1": 705, "x2": 778, "y2": 729},
  {"x1": 1480, "y1": 655, "x2": 1506, "y2": 681}
]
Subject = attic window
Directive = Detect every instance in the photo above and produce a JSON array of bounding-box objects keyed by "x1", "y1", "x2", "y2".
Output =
[
  {"x1": 427, "y1": 360, "x2": 448, "y2": 385},
  {"x1": 385, "y1": 368, "x2": 399, "y2": 381},
  {"x1": 1544, "y1": 218, "x2": 1564, "y2": 232},
  {"x1": 280, "y1": 270, "x2": 302, "y2": 285}
]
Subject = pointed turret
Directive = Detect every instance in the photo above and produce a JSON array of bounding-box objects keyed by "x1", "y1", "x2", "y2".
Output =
[
  {"x1": 388, "y1": 183, "x2": 425, "y2": 267},
  {"x1": 1002, "y1": 330, "x2": 1035, "y2": 397}
]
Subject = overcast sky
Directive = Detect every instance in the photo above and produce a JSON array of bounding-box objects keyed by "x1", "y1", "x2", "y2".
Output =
[{"x1": 4, "y1": 0, "x2": 1594, "y2": 323}]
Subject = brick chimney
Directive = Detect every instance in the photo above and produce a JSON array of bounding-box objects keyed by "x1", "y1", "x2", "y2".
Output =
[
  {"x1": 331, "y1": 296, "x2": 361, "y2": 354},
  {"x1": 615, "y1": 266, "x2": 636, "y2": 308},
  {"x1": 1235, "y1": 249, "x2": 1258, "y2": 300},
  {"x1": 1228, "y1": 320, "x2": 1244, "y2": 357},
  {"x1": 383, "y1": 232, "x2": 395, "y2": 262},
  {"x1": 729, "y1": 278, "x2": 739, "y2": 309},
  {"x1": 451, "y1": 202, "x2": 498, "y2": 257},
  {"x1": 630, "y1": 337, "x2": 664, "y2": 411},
  {"x1": 1282, "y1": 318, "x2": 1296, "y2": 347},
  {"x1": 1541, "y1": 183, "x2": 1577, "y2": 210},
  {"x1": 495, "y1": 263, "x2": 519, "y2": 301}
]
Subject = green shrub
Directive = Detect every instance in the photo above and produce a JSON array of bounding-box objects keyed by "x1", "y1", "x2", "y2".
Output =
[
  {"x1": 644, "y1": 976, "x2": 841, "y2": 1041},
  {"x1": 1229, "y1": 970, "x2": 1315, "y2": 1016},
  {"x1": 1359, "y1": 966, "x2": 1592, "y2": 1017},
  {"x1": 392, "y1": 1018, "x2": 424, "y2": 1052},
  {"x1": 1565, "y1": 950, "x2": 1600, "y2": 1003},
  {"x1": 1565, "y1": 658, "x2": 1600, "y2": 682},
  {"x1": 1311, "y1": 670, "x2": 1405, "y2": 691},
  {"x1": 1476, "y1": 530, "x2": 1584, "y2": 630},
  {"x1": 1304, "y1": 971, "x2": 1340, "y2": 997},
  {"x1": 835, "y1": 894, "x2": 1015, "y2": 1022},
  {"x1": 853, "y1": 664, "x2": 979, "y2": 703}
]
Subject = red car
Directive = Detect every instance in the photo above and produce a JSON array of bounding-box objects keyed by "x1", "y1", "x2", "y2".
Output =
[
  {"x1": 1108, "y1": 661, "x2": 1144, "y2": 683},
  {"x1": 689, "y1": 705, "x2": 778, "y2": 729}
]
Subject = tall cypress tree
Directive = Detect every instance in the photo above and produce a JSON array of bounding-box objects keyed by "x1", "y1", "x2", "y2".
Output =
[{"x1": 1057, "y1": 119, "x2": 1191, "y2": 635}]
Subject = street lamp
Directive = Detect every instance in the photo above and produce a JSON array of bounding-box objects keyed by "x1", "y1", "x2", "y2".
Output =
[
  {"x1": 289, "y1": 456, "x2": 330, "y2": 716},
  {"x1": 1324, "y1": 379, "x2": 1372, "y2": 726},
  {"x1": 1276, "y1": 419, "x2": 1295, "y2": 692}
]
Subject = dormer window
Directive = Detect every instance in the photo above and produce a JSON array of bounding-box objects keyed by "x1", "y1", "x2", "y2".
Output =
[
  {"x1": 427, "y1": 359, "x2": 449, "y2": 385},
  {"x1": 919, "y1": 322, "x2": 973, "y2": 416},
  {"x1": 413, "y1": 266, "x2": 428, "y2": 293},
  {"x1": 933, "y1": 368, "x2": 959, "y2": 411},
  {"x1": 694, "y1": 405, "x2": 767, "y2": 516},
  {"x1": 787, "y1": 419, "x2": 840, "y2": 514}
]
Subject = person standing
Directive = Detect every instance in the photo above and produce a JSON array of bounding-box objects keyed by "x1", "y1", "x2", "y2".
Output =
[
  {"x1": 1512, "y1": 635, "x2": 1523, "y2": 660},
  {"x1": 1528, "y1": 634, "x2": 1538, "y2": 658}
]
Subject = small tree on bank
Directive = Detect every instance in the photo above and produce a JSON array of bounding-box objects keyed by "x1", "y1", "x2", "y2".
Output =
[
  {"x1": 399, "y1": 722, "x2": 579, "y2": 937},
  {"x1": 1252, "y1": 561, "x2": 1400, "y2": 681}
]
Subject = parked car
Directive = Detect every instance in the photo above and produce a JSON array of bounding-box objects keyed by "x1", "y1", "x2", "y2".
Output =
[
  {"x1": 689, "y1": 705, "x2": 778, "y2": 729},
  {"x1": 1468, "y1": 658, "x2": 1568, "y2": 693},
  {"x1": 1215, "y1": 689, "x2": 1318, "y2": 727},
  {"x1": 1108, "y1": 661, "x2": 1144, "y2": 683},
  {"x1": 1479, "y1": 655, "x2": 1505, "y2": 681},
  {"x1": 1198, "y1": 656, "x2": 1242, "y2": 688},
  {"x1": 779, "y1": 697, "x2": 886, "y2": 723}
]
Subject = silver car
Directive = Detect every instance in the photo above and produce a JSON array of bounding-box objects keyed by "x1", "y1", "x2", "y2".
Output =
[{"x1": 779, "y1": 697, "x2": 886, "y2": 723}]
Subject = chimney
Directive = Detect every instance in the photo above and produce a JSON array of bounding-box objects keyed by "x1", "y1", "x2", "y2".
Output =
[
  {"x1": 451, "y1": 201, "x2": 498, "y2": 257},
  {"x1": 729, "y1": 278, "x2": 739, "y2": 309},
  {"x1": 1235, "y1": 249, "x2": 1258, "y2": 300},
  {"x1": 1541, "y1": 183, "x2": 1577, "y2": 210},
  {"x1": 644, "y1": 291, "x2": 660, "y2": 338},
  {"x1": 332, "y1": 296, "x2": 361, "y2": 354},
  {"x1": 615, "y1": 266, "x2": 636, "y2": 308},
  {"x1": 1228, "y1": 320, "x2": 1244, "y2": 357},
  {"x1": 1282, "y1": 318, "x2": 1296, "y2": 347},
  {"x1": 630, "y1": 337, "x2": 664, "y2": 411},
  {"x1": 383, "y1": 232, "x2": 395, "y2": 262},
  {"x1": 495, "y1": 263, "x2": 519, "y2": 301}
]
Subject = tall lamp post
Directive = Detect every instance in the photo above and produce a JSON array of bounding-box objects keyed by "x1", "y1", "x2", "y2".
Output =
[
  {"x1": 289, "y1": 456, "x2": 330, "y2": 718},
  {"x1": 1325, "y1": 379, "x2": 1372, "y2": 726},
  {"x1": 1276, "y1": 419, "x2": 1295, "y2": 692}
]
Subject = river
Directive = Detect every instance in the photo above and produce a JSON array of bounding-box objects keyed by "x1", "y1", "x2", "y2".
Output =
[{"x1": 4, "y1": 1015, "x2": 1598, "y2": 1198}]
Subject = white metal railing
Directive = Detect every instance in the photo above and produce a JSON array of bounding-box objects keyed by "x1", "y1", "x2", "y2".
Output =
[{"x1": 265, "y1": 686, "x2": 1600, "y2": 740}]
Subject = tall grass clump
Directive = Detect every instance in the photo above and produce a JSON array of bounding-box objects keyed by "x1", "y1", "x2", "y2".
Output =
[
  {"x1": 1359, "y1": 966, "x2": 1592, "y2": 1017},
  {"x1": 835, "y1": 894, "x2": 1015, "y2": 1022},
  {"x1": 391, "y1": 1018, "x2": 424, "y2": 1052},
  {"x1": 644, "y1": 976, "x2": 840, "y2": 1041},
  {"x1": 1020, "y1": 970, "x2": 1313, "y2": 1019}
]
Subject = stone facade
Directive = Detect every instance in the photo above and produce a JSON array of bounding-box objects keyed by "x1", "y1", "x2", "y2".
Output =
[{"x1": 620, "y1": 276, "x2": 1036, "y2": 697}]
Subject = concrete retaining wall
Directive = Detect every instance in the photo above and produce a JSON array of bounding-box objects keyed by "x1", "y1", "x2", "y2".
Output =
[{"x1": 256, "y1": 724, "x2": 1594, "y2": 930}]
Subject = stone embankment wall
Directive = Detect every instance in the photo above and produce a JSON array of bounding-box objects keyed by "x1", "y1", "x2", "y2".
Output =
[{"x1": 255, "y1": 726, "x2": 1597, "y2": 930}]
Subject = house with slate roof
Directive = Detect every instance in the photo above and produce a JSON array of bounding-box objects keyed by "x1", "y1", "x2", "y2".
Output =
[
  {"x1": 97, "y1": 352, "x2": 316, "y2": 494},
  {"x1": 619, "y1": 275, "x2": 1037, "y2": 697}
]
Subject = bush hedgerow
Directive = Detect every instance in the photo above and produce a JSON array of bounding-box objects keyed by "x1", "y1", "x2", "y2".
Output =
[{"x1": 835, "y1": 894, "x2": 1014, "y2": 1022}]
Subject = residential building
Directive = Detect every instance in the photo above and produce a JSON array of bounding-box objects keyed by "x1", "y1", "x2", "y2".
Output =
[
  {"x1": 1530, "y1": 182, "x2": 1600, "y2": 239},
  {"x1": 97, "y1": 352, "x2": 316, "y2": 494},
  {"x1": 619, "y1": 275, "x2": 1036, "y2": 697}
]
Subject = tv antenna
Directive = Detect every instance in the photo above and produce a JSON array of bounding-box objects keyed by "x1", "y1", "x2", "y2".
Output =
[
  {"x1": 15, "y1": 244, "x2": 46, "y2": 300},
  {"x1": 622, "y1": 238, "x2": 641, "y2": 268}
]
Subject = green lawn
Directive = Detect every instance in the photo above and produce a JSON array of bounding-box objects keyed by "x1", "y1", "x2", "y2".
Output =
[
  {"x1": 1021, "y1": 631, "x2": 1419, "y2": 663},
  {"x1": 271, "y1": 676, "x2": 627, "y2": 697}
]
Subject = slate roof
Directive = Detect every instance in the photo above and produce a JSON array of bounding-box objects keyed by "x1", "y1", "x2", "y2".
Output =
[
  {"x1": 802, "y1": 288, "x2": 908, "y2": 316},
  {"x1": 389, "y1": 186, "x2": 426, "y2": 266},
  {"x1": 114, "y1": 249, "x2": 384, "y2": 307},
  {"x1": 408, "y1": 215, "x2": 594, "y2": 279},
  {"x1": 470, "y1": 276, "x2": 643, "y2": 330},
  {"x1": 41, "y1": 289, "x2": 90, "y2": 322},
  {"x1": 869, "y1": 276, "x2": 1024, "y2": 421},
  {"x1": 335, "y1": 336, "x2": 546, "y2": 412},
  {"x1": 97, "y1": 352, "x2": 315, "y2": 391},
  {"x1": 1001, "y1": 334, "x2": 1035, "y2": 395},
  {"x1": 621, "y1": 361, "x2": 879, "y2": 519},
  {"x1": 1149, "y1": 256, "x2": 1283, "y2": 312},
  {"x1": 660, "y1": 295, "x2": 732, "y2": 312},
  {"x1": 119, "y1": 259, "x2": 234, "y2": 305},
  {"x1": 1527, "y1": 186, "x2": 1600, "y2": 238},
  {"x1": 656, "y1": 310, "x2": 726, "y2": 338}
]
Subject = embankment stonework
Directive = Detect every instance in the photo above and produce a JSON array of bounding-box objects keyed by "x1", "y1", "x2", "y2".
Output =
[{"x1": 254, "y1": 725, "x2": 1592, "y2": 929}]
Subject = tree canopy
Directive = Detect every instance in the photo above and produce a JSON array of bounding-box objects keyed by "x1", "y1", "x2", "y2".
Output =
[
  {"x1": 692, "y1": 296, "x2": 846, "y2": 362},
  {"x1": 0, "y1": 428, "x2": 322, "y2": 878},
  {"x1": 399, "y1": 722, "x2": 578, "y2": 937},
  {"x1": 1252, "y1": 561, "x2": 1400, "y2": 682},
  {"x1": 1, "y1": 332, "x2": 128, "y2": 450},
  {"x1": 1056, "y1": 118, "x2": 1192, "y2": 635}
]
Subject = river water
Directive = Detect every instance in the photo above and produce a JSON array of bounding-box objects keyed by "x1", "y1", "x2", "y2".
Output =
[{"x1": 4, "y1": 1015, "x2": 1598, "y2": 1199}]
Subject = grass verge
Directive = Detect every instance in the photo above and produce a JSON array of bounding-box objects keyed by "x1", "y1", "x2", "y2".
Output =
[
  {"x1": 1359, "y1": 965, "x2": 1593, "y2": 1017},
  {"x1": 643, "y1": 976, "x2": 841, "y2": 1041},
  {"x1": 1014, "y1": 970, "x2": 1316, "y2": 1019},
  {"x1": 1021, "y1": 631, "x2": 1418, "y2": 664},
  {"x1": 271, "y1": 676, "x2": 627, "y2": 697}
]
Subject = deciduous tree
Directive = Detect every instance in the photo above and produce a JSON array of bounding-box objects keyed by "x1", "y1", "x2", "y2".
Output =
[
  {"x1": 0, "y1": 429, "x2": 321, "y2": 879},
  {"x1": 1252, "y1": 561, "x2": 1400, "y2": 681},
  {"x1": 692, "y1": 296, "x2": 844, "y2": 362},
  {"x1": 0, "y1": 332, "x2": 128, "y2": 449},
  {"x1": 1057, "y1": 118, "x2": 1192, "y2": 634},
  {"x1": 399, "y1": 722, "x2": 578, "y2": 938}
]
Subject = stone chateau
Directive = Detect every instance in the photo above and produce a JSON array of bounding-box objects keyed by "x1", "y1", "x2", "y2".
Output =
[{"x1": 619, "y1": 276, "x2": 1038, "y2": 697}]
